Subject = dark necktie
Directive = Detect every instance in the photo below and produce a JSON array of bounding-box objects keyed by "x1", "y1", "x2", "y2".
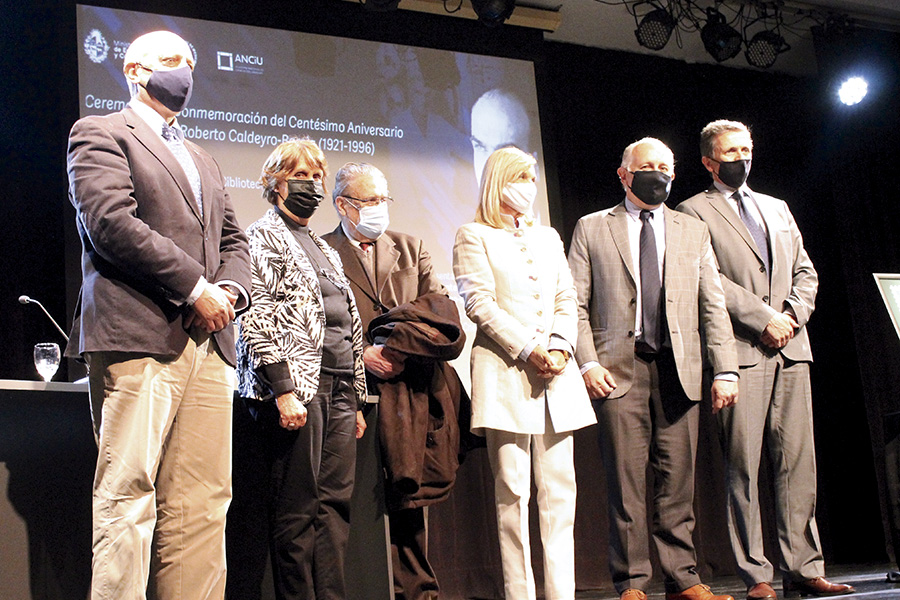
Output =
[
  {"x1": 161, "y1": 123, "x2": 203, "y2": 217},
  {"x1": 639, "y1": 209, "x2": 661, "y2": 352},
  {"x1": 735, "y1": 191, "x2": 769, "y2": 277}
]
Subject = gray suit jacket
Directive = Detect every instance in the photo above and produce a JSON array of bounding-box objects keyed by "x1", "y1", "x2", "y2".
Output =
[
  {"x1": 321, "y1": 226, "x2": 446, "y2": 332},
  {"x1": 66, "y1": 106, "x2": 250, "y2": 365},
  {"x1": 676, "y1": 187, "x2": 817, "y2": 366},
  {"x1": 568, "y1": 203, "x2": 737, "y2": 401}
]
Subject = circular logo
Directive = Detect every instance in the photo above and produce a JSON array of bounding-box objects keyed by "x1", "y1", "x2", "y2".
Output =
[{"x1": 83, "y1": 29, "x2": 109, "y2": 64}]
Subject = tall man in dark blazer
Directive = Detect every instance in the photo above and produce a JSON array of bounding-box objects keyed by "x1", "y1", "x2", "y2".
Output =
[
  {"x1": 677, "y1": 120, "x2": 854, "y2": 600},
  {"x1": 322, "y1": 163, "x2": 447, "y2": 600},
  {"x1": 66, "y1": 31, "x2": 250, "y2": 600},
  {"x1": 568, "y1": 137, "x2": 739, "y2": 600}
]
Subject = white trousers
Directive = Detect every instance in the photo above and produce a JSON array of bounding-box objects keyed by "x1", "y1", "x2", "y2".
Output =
[
  {"x1": 485, "y1": 425, "x2": 577, "y2": 600},
  {"x1": 87, "y1": 334, "x2": 233, "y2": 600}
]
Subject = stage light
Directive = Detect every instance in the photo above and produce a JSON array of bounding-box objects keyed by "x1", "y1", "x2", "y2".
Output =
[
  {"x1": 838, "y1": 76, "x2": 868, "y2": 106},
  {"x1": 745, "y1": 30, "x2": 788, "y2": 69},
  {"x1": 701, "y1": 9, "x2": 742, "y2": 62},
  {"x1": 635, "y1": 7, "x2": 676, "y2": 51},
  {"x1": 471, "y1": 0, "x2": 516, "y2": 26}
]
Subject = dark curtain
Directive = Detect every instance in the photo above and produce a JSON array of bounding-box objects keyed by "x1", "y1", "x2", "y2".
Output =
[{"x1": 813, "y1": 24, "x2": 900, "y2": 568}]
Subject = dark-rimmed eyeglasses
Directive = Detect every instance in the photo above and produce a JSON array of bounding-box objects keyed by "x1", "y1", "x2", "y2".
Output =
[{"x1": 341, "y1": 195, "x2": 394, "y2": 209}]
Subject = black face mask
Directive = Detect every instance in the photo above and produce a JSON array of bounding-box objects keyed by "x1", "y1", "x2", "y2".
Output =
[
  {"x1": 140, "y1": 64, "x2": 193, "y2": 113},
  {"x1": 714, "y1": 158, "x2": 751, "y2": 189},
  {"x1": 628, "y1": 170, "x2": 672, "y2": 206},
  {"x1": 282, "y1": 179, "x2": 324, "y2": 218}
]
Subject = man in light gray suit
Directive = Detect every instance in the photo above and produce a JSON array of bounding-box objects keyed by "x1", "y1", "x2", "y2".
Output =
[
  {"x1": 677, "y1": 120, "x2": 854, "y2": 600},
  {"x1": 568, "y1": 137, "x2": 739, "y2": 600}
]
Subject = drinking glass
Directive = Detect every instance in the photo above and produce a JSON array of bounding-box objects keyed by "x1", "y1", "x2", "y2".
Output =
[{"x1": 34, "y1": 342, "x2": 60, "y2": 382}]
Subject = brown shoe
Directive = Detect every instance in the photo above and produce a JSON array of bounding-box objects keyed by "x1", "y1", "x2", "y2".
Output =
[
  {"x1": 666, "y1": 583, "x2": 735, "y2": 600},
  {"x1": 621, "y1": 590, "x2": 648, "y2": 600},
  {"x1": 748, "y1": 582, "x2": 778, "y2": 599},
  {"x1": 783, "y1": 577, "x2": 856, "y2": 597}
]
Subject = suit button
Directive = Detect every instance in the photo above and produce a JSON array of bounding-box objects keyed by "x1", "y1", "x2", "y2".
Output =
[
  {"x1": 533, "y1": 293, "x2": 540, "y2": 299},
  {"x1": 762, "y1": 295, "x2": 769, "y2": 303},
  {"x1": 627, "y1": 330, "x2": 634, "y2": 338},
  {"x1": 536, "y1": 327, "x2": 545, "y2": 334},
  {"x1": 527, "y1": 259, "x2": 533, "y2": 264},
  {"x1": 529, "y1": 275, "x2": 538, "y2": 281},
  {"x1": 520, "y1": 247, "x2": 527, "y2": 252},
  {"x1": 759, "y1": 266, "x2": 766, "y2": 273},
  {"x1": 537, "y1": 310, "x2": 543, "y2": 316}
]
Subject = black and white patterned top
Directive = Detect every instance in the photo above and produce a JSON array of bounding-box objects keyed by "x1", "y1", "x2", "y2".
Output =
[{"x1": 236, "y1": 208, "x2": 367, "y2": 407}]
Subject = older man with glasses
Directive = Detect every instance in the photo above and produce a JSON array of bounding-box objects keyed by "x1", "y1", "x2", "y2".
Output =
[{"x1": 323, "y1": 162, "x2": 452, "y2": 600}]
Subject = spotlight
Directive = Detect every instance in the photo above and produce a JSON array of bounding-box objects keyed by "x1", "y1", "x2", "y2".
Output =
[
  {"x1": 635, "y1": 7, "x2": 676, "y2": 51},
  {"x1": 701, "y1": 9, "x2": 742, "y2": 62},
  {"x1": 471, "y1": 0, "x2": 516, "y2": 27},
  {"x1": 745, "y1": 30, "x2": 788, "y2": 69},
  {"x1": 838, "y1": 76, "x2": 868, "y2": 105}
]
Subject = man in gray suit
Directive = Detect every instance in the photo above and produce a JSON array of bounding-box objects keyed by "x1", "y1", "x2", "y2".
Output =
[
  {"x1": 66, "y1": 31, "x2": 250, "y2": 600},
  {"x1": 677, "y1": 120, "x2": 854, "y2": 600},
  {"x1": 322, "y1": 163, "x2": 447, "y2": 600},
  {"x1": 568, "y1": 137, "x2": 738, "y2": 600}
]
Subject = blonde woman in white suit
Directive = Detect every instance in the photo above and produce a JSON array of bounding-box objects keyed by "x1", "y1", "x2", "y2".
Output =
[{"x1": 452, "y1": 146, "x2": 596, "y2": 600}]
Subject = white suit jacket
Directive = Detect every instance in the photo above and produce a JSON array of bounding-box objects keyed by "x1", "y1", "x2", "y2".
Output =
[{"x1": 453, "y1": 221, "x2": 595, "y2": 435}]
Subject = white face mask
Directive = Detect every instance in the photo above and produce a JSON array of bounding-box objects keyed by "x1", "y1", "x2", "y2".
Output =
[
  {"x1": 353, "y1": 202, "x2": 390, "y2": 240},
  {"x1": 501, "y1": 181, "x2": 538, "y2": 215}
]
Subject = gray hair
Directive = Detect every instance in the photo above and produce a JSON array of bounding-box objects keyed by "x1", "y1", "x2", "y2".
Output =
[
  {"x1": 620, "y1": 137, "x2": 674, "y2": 169},
  {"x1": 700, "y1": 120, "x2": 751, "y2": 158},
  {"x1": 332, "y1": 163, "x2": 387, "y2": 203}
]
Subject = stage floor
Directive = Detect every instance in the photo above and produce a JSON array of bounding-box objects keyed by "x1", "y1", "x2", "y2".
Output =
[{"x1": 573, "y1": 565, "x2": 899, "y2": 599}]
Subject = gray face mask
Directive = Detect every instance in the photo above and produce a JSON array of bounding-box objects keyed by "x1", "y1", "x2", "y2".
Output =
[{"x1": 140, "y1": 64, "x2": 194, "y2": 113}]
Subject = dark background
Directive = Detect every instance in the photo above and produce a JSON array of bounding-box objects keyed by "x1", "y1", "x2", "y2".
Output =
[{"x1": 2, "y1": 0, "x2": 899, "y2": 596}]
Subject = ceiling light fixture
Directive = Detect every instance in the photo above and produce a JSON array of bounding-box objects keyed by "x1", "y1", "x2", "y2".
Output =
[
  {"x1": 635, "y1": 6, "x2": 676, "y2": 51},
  {"x1": 701, "y1": 7, "x2": 743, "y2": 62}
]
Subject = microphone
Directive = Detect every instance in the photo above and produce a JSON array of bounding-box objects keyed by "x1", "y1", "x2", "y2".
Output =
[{"x1": 19, "y1": 295, "x2": 70, "y2": 343}]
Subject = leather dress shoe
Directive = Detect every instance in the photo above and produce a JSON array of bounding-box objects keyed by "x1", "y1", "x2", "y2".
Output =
[
  {"x1": 666, "y1": 583, "x2": 735, "y2": 600},
  {"x1": 783, "y1": 577, "x2": 855, "y2": 597},
  {"x1": 748, "y1": 582, "x2": 777, "y2": 599},
  {"x1": 620, "y1": 590, "x2": 648, "y2": 600}
]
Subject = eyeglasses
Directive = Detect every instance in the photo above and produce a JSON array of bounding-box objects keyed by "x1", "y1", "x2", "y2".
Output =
[{"x1": 341, "y1": 195, "x2": 394, "y2": 209}]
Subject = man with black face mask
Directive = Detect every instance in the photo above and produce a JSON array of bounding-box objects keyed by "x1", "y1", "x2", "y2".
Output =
[
  {"x1": 677, "y1": 121, "x2": 853, "y2": 600},
  {"x1": 568, "y1": 137, "x2": 739, "y2": 600},
  {"x1": 66, "y1": 31, "x2": 250, "y2": 600}
]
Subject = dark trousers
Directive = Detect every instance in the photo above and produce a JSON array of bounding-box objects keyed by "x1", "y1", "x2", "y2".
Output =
[
  {"x1": 390, "y1": 507, "x2": 438, "y2": 600},
  {"x1": 226, "y1": 373, "x2": 357, "y2": 600},
  {"x1": 593, "y1": 349, "x2": 701, "y2": 594}
]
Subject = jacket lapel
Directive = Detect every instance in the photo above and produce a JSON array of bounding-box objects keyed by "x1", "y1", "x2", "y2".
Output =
[
  {"x1": 707, "y1": 188, "x2": 762, "y2": 264},
  {"x1": 374, "y1": 234, "x2": 400, "y2": 300},
  {"x1": 608, "y1": 203, "x2": 636, "y2": 286},
  {"x1": 123, "y1": 107, "x2": 202, "y2": 225},
  {"x1": 662, "y1": 206, "x2": 682, "y2": 288}
]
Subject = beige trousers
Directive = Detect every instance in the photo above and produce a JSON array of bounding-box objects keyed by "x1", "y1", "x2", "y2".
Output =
[
  {"x1": 87, "y1": 334, "x2": 233, "y2": 600},
  {"x1": 485, "y1": 424, "x2": 577, "y2": 600}
]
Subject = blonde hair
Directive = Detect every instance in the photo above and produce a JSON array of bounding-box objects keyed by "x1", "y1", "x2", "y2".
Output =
[
  {"x1": 474, "y1": 146, "x2": 536, "y2": 229},
  {"x1": 259, "y1": 138, "x2": 328, "y2": 205}
]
